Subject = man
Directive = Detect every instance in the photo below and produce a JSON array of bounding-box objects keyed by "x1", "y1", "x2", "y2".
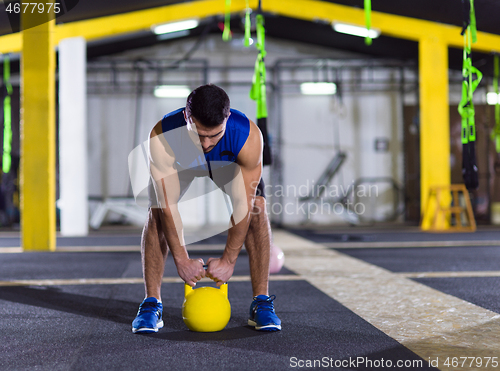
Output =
[{"x1": 132, "y1": 84, "x2": 281, "y2": 333}]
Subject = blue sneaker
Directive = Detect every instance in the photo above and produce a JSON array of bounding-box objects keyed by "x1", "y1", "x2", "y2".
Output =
[
  {"x1": 248, "y1": 295, "x2": 281, "y2": 331},
  {"x1": 132, "y1": 297, "x2": 164, "y2": 334}
]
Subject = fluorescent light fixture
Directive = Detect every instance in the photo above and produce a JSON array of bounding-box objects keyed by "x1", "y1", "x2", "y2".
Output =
[
  {"x1": 157, "y1": 30, "x2": 190, "y2": 41},
  {"x1": 152, "y1": 19, "x2": 199, "y2": 35},
  {"x1": 332, "y1": 22, "x2": 380, "y2": 39},
  {"x1": 154, "y1": 85, "x2": 191, "y2": 98},
  {"x1": 487, "y1": 92, "x2": 500, "y2": 105},
  {"x1": 300, "y1": 82, "x2": 337, "y2": 95}
]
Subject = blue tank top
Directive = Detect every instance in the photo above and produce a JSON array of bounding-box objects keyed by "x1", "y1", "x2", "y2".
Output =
[{"x1": 161, "y1": 107, "x2": 250, "y2": 172}]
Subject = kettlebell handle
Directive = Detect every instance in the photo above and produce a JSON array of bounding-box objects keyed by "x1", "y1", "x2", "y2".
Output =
[
  {"x1": 183, "y1": 263, "x2": 228, "y2": 298},
  {"x1": 203, "y1": 264, "x2": 227, "y2": 285},
  {"x1": 183, "y1": 265, "x2": 208, "y2": 297}
]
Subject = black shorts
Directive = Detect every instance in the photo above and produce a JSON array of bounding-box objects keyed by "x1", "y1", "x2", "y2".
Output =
[{"x1": 255, "y1": 177, "x2": 266, "y2": 198}]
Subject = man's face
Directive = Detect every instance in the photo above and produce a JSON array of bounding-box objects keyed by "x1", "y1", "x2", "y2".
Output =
[{"x1": 185, "y1": 112, "x2": 228, "y2": 153}]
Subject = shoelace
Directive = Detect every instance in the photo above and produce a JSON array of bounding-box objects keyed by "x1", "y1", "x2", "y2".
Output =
[
  {"x1": 138, "y1": 301, "x2": 160, "y2": 315},
  {"x1": 253, "y1": 295, "x2": 276, "y2": 312}
]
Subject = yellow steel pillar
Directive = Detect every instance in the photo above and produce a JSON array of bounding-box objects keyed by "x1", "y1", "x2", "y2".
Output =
[
  {"x1": 419, "y1": 36, "x2": 451, "y2": 230},
  {"x1": 21, "y1": 4, "x2": 56, "y2": 251}
]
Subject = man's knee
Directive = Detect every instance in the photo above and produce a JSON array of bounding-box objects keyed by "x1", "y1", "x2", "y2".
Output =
[
  {"x1": 249, "y1": 197, "x2": 267, "y2": 230},
  {"x1": 252, "y1": 196, "x2": 267, "y2": 216},
  {"x1": 145, "y1": 207, "x2": 163, "y2": 234},
  {"x1": 147, "y1": 207, "x2": 158, "y2": 224},
  {"x1": 144, "y1": 207, "x2": 169, "y2": 251}
]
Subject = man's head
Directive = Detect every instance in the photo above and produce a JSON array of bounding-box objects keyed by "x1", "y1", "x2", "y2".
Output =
[
  {"x1": 185, "y1": 84, "x2": 230, "y2": 128},
  {"x1": 185, "y1": 84, "x2": 231, "y2": 153}
]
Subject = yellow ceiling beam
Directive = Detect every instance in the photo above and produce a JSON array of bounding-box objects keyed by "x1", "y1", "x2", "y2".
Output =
[
  {"x1": 0, "y1": 33, "x2": 22, "y2": 54},
  {"x1": 0, "y1": 0, "x2": 499, "y2": 54},
  {"x1": 264, "y1": 0, "x2": 500, "y2": 53},
  {"x1": 0, "y1": 0, "x2": 257, "y2": 54},
  {"x1": 54, "y1": 0, "x2": 257, "y2": 43}
]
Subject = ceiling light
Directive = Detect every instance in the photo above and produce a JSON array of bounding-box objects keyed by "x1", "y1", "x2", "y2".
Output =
[
  {"x1": 154, "y1": 85, "x2": 191, "y2": 98},
  {"x1": 152, "y1": 19, "x2": 199, "y2": 35},
  {"x1": 300, "y1": 82, "x2": 337, "y2": 95},
  {"x1": 332, "y1": 22, "x2": 380, "y2": 39},
  {"x1": 487, "y1": 92, "x2": 500, "y2": 105},
  {"x1": 156, "y1": 30, "x2": 190, "y2": 41}
]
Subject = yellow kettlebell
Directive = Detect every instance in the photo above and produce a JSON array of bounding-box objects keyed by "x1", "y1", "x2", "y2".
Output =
[{"x1": 182, "y1": 283, "x2": 231, "y2": 332}]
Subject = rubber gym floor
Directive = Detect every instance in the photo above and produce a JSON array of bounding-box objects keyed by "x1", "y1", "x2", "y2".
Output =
[{"x1": 1, "y1": 226, "x2": 499, "y2": 371}]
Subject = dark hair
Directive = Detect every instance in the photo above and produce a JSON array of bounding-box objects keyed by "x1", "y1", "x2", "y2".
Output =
[{"x1": 185, "y1": 84, "x2": 230, "y2": 128}]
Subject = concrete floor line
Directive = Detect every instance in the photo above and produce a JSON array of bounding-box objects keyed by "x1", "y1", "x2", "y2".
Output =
[
  {"x1": 0, "y1": 247, "x2": 23, "y2": 253},
  {"x1": 0, "y1": 244, "x2": 227, "y2": 253},
  {"x1": 324, "y1": 240, "x2": 500, "y2": 249},
  {"x1": 398, "y1": 271, "x2": 500, "y2": 278},
  {"x1": 0, "y1": 274, "x2": 302, "y2": 287},
  {"x1": 272, "y1": 230, "x2": 500, "y2": 371},
  {"x1": 0, "y1": 246, "x2": 144, "y2": 253},
  {"x1": 57, "y1": 244, "x2": 227, "y2": 252},
  {"x1": 0, "y1": 277, "x2": 146, "y2": 287},
  {"x1": 57, "y1": 246, "x2": 141, "y2": 252}
]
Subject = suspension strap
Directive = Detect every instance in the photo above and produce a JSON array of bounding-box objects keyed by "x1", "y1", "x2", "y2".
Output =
[
  {"x1": 459, "y1": 28, "x2": 482, "y2": 145},
  {"x1": 222, "y1": 0, "x2": 232, "y2": 41},
  {"x1": 364, "y1": 0, "x2": 372, "y2": 46},
  {"x1": 249, "y1": 14, "x2": 267, "y2": 119},
  {"x1": 249, "y1": 9, "x2": 272, "y2": 165},
  {"x1": 461, "y1": 0, "x2": 477, "y2": 41},
  {"x1": 2, "y1": 56, "x2": 13, "y2": 174},
  {"x1": 469, "y1": 0, "x2": 477, "y2": 43},
  {"x1": 459, "y1": 18, "x2": 482, "y2": 190},
  {"x1": 244, "y1": 0, "x2": 251, "y2": 47}
]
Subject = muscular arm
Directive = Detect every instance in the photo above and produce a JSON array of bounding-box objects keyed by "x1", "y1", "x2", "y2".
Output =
[
  {"x1": 206, "y1": 119, "x2": 263, "y2": 284},
  {"x1": 149, "y1": 121, "x2": 205, "y2": 286}
]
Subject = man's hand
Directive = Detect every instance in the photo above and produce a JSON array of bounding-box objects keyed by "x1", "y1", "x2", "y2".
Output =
[
  {"x1": 176, "y1": 258, "x2": 206, "y2": 287},
  {"x1": 206, "y1": 257, "x2": 235, "y2": 286}
]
